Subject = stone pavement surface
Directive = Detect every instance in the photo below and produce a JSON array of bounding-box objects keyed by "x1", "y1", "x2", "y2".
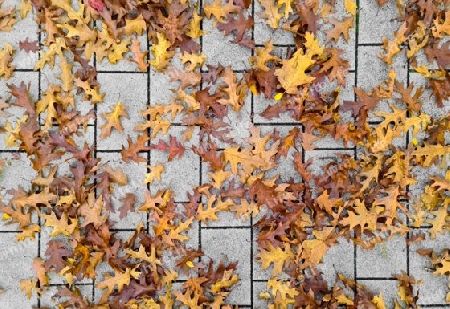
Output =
[{"x1": 0, "y1": 0, "x2": 449, "y2": 308}]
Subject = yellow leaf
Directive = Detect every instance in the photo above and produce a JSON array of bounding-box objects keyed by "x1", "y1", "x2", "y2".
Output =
[
  {"x1": 249, "y1": 84, "x2": 258, "y2": 95},
  {"x1": 126, "y1": 245, "x2": 162, "y2": 265},
  {"x1": 108, "y1": 38, "x2": 130, "y2": 64},
  {"x1": 100, "y1": 101, "x2": 129, "y2": 139},
  {"x1": 42, "y1": 211, "x2": 77, "y2": 236},
  {"x1": 267, "y1": 278, "x2": 298, "y2": 305},
  {"x1": 96, "y1": 268, "x2": 131, "y2": 296},
  {"x1": 274, "y1": 32, "x2": 323, "y2": 94},
  {"x1": 372, "y1": 293, "x2": 387, "y2": 309},
  {"x1": 204, "y1": 0, "x2": 239, "y2": 23},
  {"x1": 74, "y1": 78, "x2": 105, "y2": 104},
  {"x1": 278, "y1": 0, "x2": 293, "y2": 19},
  {"x1": 211, "y1": 269, "x2": 239, "y2": 292},
  {"x1": 150, "y1": 33, "x2": 173, "y2": 72},
  {"x1": 0, "y1": 42, "x2": 15, "y2": 79},
  {"x1": 186, "y1": 260, "x2": 195, "y2": 268},
  {"x1": 59, "y1": 56, "x2": 73, "y2": 92},
  {"x1": 274, "y1": 92, "x2": 283, "y2": 101},
  {"x1": 20, "y1": 279, "x2": 38, "y2": 299},
  {"x1": 124, "y1": 16, "x2": 146, "y2": 36},
  {"x1": 143, "y1": 163, "x2": 165, "y2": 184},
  {"x1": 433, "y1": 11, "x2": 450, "y2": 38},
  {"x1": 258, "y1": 243, "x2": 294, "y2": 276},
  {"x1": 179, "y1": 52, "x2": 206, "y2": 72},
  {"x1": 336, "y1": 294, "x2": 354, "y2": 305},
  {"x1": 19, "y1": 0, "x2": 32, "y2": 19},
  {"x1": 258, "y1": 0, "x2": 283, "y2": 28},
  {"x1": 0, "y1": 2, "x2": 16, "y2": 31},
  {"x1": 186, "y1": 10, "x2": 204, "y2": 38},
  {"x1": 344, "y1": 0, "x2": 357, "y2": 15}
]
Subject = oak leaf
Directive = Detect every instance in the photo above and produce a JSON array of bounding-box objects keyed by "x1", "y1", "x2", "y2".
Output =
[
  {"x1": 19, "y1": 38, "x2": 39, "y2": 53},
  {"x1": 204, "y1": 0, "x2": 240, "y2": 23},
  {"x1": 121, "y1": 135, "x2": 150, "y2": 163},
  {"x1": 249, "y1": 40, "x2": 280, "y2": 72},
  {"x1": 0, "y1": 1, "x2": 16, "y2": 31},
  {"x1": 96, "y1": 268, "x2": 132, "y2": 299},
  {"x1": 258, "y1": 0, "x2": 284, "y2": 28},
  {"x1": 258, "y1": 243, "x2": 294, "y2": 276},
  {"x1": 129, "y1": 38, "x2": 149, "y2": 72},
  {"x1": 42, "y1": 211, "x2": 77, "y2": 237},
  {"x1": 143, "y1": 163, "x2": 164, "y2": 184},
  {"x1": 341, "y1": 199, "x2": 378, "y2": 232},
  {"x1": 151, "y1": 136, "x2": 185, "y2": 162},
  {"x1": 100, "y1": 101, "x2": 129, "y2": 139},
  {"x1": 274, "y1": 32, "x2": 323, "y2": 94},
  {"x1": 150, "y1": 33, "x2": 173, "y2": 72}
]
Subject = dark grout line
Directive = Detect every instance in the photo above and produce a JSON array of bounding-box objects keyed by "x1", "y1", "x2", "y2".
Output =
[
  {"x1": 37, "y1": 17, "x2": 42, "y2": 308},
  {"x1": 357, "y1": 43, "x2": 383, "y2": 47},
  {"x1": 353, "y1": 0, "x2": 360, "y2": 289},
  {"x1": 198, "y1": 0, "x2": 204, "y2": 257},
  {"x1": 406, "y1": 58, "x2": 411, "y2": 277},
  {"x1": 311, "y1": 147, "x2": 355, "y2": 151},
  {"x1": 110, "y1": 228, "x2": 142, "y2": 232},
  {"x1": 146, "y1": 25, "x2": 152, "y2": 236},
  {"x1": 91, "y1": 21, "x2": 99, "y2": 303},
  {"x1": 201, "y1": 225, "x2": 252, "y2": 229},
  {"x1": 255, "y1": 43, "x2": 295, "y2": 48},
  {"x1": 0, "y1": 149, "x2": 26, "y2": 153},
  {"x1": 253, "y1": 122, "x2": 301, "y2": 126},
  {"x1": 356, "y1": 277, "x2": 399, "y2": 281},
  {"x1": 15, "y1": 68, "x2": 36, "y2": 72},
  {"x1": 97, "y1": 70, "x2": 146, "y2": 74},
  {"x1": 48, "y1": 282, "x2": 94, "y2": 287}
]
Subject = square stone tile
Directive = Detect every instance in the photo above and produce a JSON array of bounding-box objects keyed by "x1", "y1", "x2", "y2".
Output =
[
  {"x1": 356, "y1": 234, "x2": 407, "y2": 278},
  {"x1": 96, "y1": 72, "x2": 147, "y2": 150},
  {"x1": 0, "y1": 232, "x2": 38, "y2": 308},
  {"x1": 409, "y1": 229, "x2": 449, "y2": 305},
  {"x1": 202, "y1": 228, "x2": 251, "y2": 304},
  {"x1": 150, "y1": 126, "x2": 200, "y2": 202},
  {"x1": 202, "y1": 19, "x2": 252, "y2": 70},
  {"x1": 0, "y1": 153, "x2": 38, "y2": 231},
  {"x1": 96, "y1": 152, "x2": 147, "y2": 229},
  {"x1": 357, "y1": 46, "x2": 408, "y2": 122},
  {"x1": 2, "y1": 0, "x2": 39, "y2": 70},
  {"x1": 318, "y1": 237, "x2": 355, "y2": 287},
  {"x1": 357, "y1": 45, "x2": 408, "y2": 92},
  {"x1": 357, "y1": 279, "x2": 399, "y2": 308},
  {"x1": 358, "y1": 0, "x2": 402, "y2": 44}
]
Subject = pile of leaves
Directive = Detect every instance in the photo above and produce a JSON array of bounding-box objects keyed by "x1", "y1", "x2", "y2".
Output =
[{"x1": 0, "y1": 0, "x2": 449, "y2": 307}]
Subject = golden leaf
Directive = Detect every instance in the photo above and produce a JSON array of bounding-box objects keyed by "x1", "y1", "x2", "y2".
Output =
[
  {"x1": 100, "y1": 101, "x2": 129, "y2": 139},
  {"x1": 0, "y1": 42, "x2": 15, "y2": 79},
  {"x1": 143, "y1": 163, "x2": 165, "y2": 184},
  {"x1": 150, "y1": 33, "x2": 173, "y2": 72},
  {"x1": 344, "y1": 0, "x2": 357, "y2": 15}
]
